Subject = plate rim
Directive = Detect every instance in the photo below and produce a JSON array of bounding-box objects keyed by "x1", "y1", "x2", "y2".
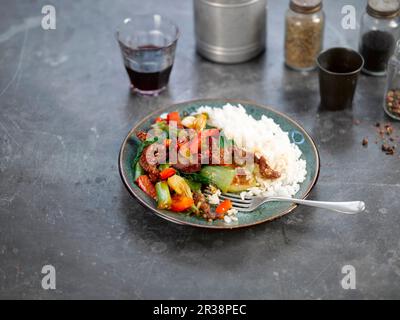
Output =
[{"x1": 118, "y1": 98, "x2": 321, "y2": 229}]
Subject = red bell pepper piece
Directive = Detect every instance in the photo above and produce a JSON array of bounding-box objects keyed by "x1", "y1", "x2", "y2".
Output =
[
  {"x1": 170, "y1": 194, "x2": 194, "y2": 212},
  {"x1": 216, "y1": 199, "x2": 232, "y2": 215},
  {"x1": 136, "y1": 175, "x2": 157, "y2": 199},
  {"x1": 200, "y1": 129, "x2": 220, "y2": 149},
  {"x1": 188, "y1": 134, "x2": 200, "y2": 153},
  {"x1": 167, "y1": 111, "x2": 181, "y2": 124},
  {"x1": 159, "y1": 167, "x2": 176, "y2": 180},
  {"x1": 186, "y1": 129, "x2": 220, "y2": 154},
  {"x1": 201, "y1": 128, "x2": 220, "y2": 138}
]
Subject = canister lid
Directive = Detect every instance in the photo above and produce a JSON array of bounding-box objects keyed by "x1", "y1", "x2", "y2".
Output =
[
  {"x1": 290, "y1": 0, "x2": 322, "y2": 14},
  {"x1": 367, "y1": 0, "x2": 400, "y2": 19},
  {"x1": 197, "y1": 0, "x2": 264, "y2": 7}
]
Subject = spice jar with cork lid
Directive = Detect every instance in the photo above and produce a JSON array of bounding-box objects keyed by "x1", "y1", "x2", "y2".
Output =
[
  {"x1": 284, "y1": 0, "x2": 325, "y2": 71},
  {"x1": 359, "y1": 0, "x2": 400, "y2": 76}
]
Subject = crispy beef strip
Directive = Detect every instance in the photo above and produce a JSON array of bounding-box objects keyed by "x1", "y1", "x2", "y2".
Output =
[
  {"x1": 136, "y1": 131, "x2": 147, "y2": 142},
  {"x1": 231, "y1": 145, "x2": 280, "y2": 180},
  {"x1": 193, "y1": 191, "x2": 214, "y2": 220},
  {"x1": 172, "y1": 162, "x2": 201, "y2": 173},
  {"x1": 256, "y1": 155, "x2": 281, "y2": 180},
  {"x1": 139, "y1": 145, "x2": 160, "y2": 183}
]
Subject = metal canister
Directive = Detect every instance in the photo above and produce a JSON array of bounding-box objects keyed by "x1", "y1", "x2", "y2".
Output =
[{"x1": 194, "y1": 0, "x2": 267, "y2": 64}]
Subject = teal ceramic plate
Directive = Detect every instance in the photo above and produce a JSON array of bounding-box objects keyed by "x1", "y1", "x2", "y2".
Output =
[{"x1": 119, "y1": 99, "x2": 320, "y2": 229}]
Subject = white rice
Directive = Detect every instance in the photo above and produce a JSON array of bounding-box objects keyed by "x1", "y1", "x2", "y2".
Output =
[
  {"x1": 196, "y1": 103, "x2": 307, "y2": 198},
  {"x1": 224, "y1": 208, "x2": 239, "y2": 224},
  {"x1": 206, "y1": 189, "x2": 221, "y2": 205}
]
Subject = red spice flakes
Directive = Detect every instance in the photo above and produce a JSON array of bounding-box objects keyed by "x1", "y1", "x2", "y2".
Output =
[{"x1": 362, "y1": 138, "x2": 368, "y2": 146}]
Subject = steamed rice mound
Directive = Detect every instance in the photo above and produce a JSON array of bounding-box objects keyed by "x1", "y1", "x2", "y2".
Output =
[{"x1": 196, "y1": 104, "x2": 307, "y2": 198}]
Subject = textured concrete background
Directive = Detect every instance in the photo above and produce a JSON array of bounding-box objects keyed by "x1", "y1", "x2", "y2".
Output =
[{"x1": 0, "y1": 0, "x2": 399, "y2": 299}]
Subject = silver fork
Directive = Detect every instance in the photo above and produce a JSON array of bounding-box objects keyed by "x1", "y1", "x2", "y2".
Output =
[{"x1": 204, "y1": 189, "x2": 365, "y2": 214}]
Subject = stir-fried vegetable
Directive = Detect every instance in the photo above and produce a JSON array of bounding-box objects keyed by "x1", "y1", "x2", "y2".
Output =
[
  {"x1": 155, "y1": 181, "x2": 172, "y2": 209},
  {"x1": 167, "y1": 111, "x2": 181, "y2": 124},
  {"x1": 193, "y1": 113, "x2": 208, "y2": 131},
  {"x1": 227, "y1": 180, "x2": 257, "y2": 193},
  {"x1": 152, "y1": 120, "x2": 169, "y2": 133},
  {"x1": 170, "y1": 195, "x2": 194, "y2": 212},
  {"x1": 181, "y1": 116, "x2": 196, "y2": 128},
  {"x1": 199, "y1": 166, "x2": 236, "y2": 193},
  {"x1": 133, "y1": 162, "x2": 145, "y2": 181},
  {"x1": 167, "y1": 175, "x2": 192, "y2": 198},
  {"x1": 184, "y1": 179, "x2": 201, "y2": 192},
  {"x1": 216, "y1": 199, "x2": 233, "y2": 215},
  {"x1": 181, "y1": 172, "x2": 211, "y2": 185},
  {"x1": 159, "y1": 167, "x2": 176, "y2": 180},
  {"x1": 136, "y1": 175, "x2": 157, "y2": 199},
  {"x1": 132, "y1": 110, "x2": 280, "y2": 221},
  {"x1": 158, "y1": 163, "x2": 170, "y2": 171},
  {"x1": 200, "y1": 128, "x2": 220, "y2": 139},
  {"x1": 181, "y1": 113, "x2": 208, "y2": 131},
  {"x1": 227, "y1": 170, "x2": 258, "y2": 192}
]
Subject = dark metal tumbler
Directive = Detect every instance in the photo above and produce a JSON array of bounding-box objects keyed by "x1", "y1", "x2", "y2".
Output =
[{"x1": 317, "y1": 47, "x2": 364, "y2": 110}]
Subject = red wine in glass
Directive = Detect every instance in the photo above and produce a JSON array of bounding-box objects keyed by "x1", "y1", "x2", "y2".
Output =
[
  {"x1": 120, "y1": 44, "x2": 175, "y2": 96},
  {"x1": 116, "y1": 15, "x2": 179, "y2": 96},
  {"x1": 124, "y1": 45, "x2": 173, "y2": 92}
]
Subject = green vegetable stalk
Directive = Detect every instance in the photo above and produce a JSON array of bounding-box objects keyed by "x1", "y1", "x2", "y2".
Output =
[
  {"x1": 158, "y1": 163, "x2": 170, "y2": 171},
  {"x1": 184, "y1": 178, "x2": 201, "y2": 192},
  {"x1": 181, "y1": 172, "x2": 211, "y2": 185},
  {"x1": 167, "y1": 175, "x2": 192, "y2": 198},
  {"x1": 155, "y1": 181, "x2": 172, "y2": 209},
  {"x1": 133, "y1": 163, "x2": 144, "y2": 181},
  {"x1": 199, "y1": 166, "x2": 236, "y2": 193}
]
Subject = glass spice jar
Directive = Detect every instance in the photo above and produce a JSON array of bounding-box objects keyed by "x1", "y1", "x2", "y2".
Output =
[
  {"x1": 383, "y1": 40, "x2": 400, "y2": 120},
  {"x1": 359, "y1": 0, "x2": 400, "y2": 76},
  {"x1": 284, "y1": 0, "x2": 325, "y2": 71}
]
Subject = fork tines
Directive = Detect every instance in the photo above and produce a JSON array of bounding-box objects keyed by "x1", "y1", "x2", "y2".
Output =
[{"x1": 204, "y1": 188, "x2": 253, "y2": 210}]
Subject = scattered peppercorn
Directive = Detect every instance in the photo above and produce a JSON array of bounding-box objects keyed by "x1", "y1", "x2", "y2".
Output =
[
  {"x1": 362, "y1": 122, "x2": 398, "y2": 155},
  {"x1": 385, "y1": 124, "x2": 393, "y2": 135},
  {"x1": 382, "y1": 143, "x2": 395, "y2": 155}
]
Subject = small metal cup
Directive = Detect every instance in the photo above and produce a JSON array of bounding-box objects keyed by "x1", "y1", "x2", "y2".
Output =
[{"x1": 317, "y1": 47, "x2": 364, "y2": 110}]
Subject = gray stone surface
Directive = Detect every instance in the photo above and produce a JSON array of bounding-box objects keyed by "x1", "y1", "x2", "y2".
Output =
[{"x1": 0, "y1": 0, "x2": 399, "y2": 299}]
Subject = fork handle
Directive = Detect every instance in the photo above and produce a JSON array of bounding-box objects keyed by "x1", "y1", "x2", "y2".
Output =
[{"x1": 267, "y1": 197, "x2": 366, "y2": 214}]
